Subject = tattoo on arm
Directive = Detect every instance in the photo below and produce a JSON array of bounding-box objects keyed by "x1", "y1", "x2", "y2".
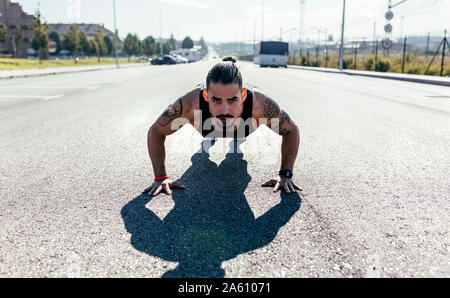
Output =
[
  {"x1": 279, "y1": 111, "x2": 293, "y2": 136},
  {"x1": 158, "y1": 98, "x2": 183, "y2": 127},
  {"x1": 263, "y1": 97, "x2": 281, "y2": 119},
  {"x1": 263, "y1": 97, "x2": 293, "y2": 136}
]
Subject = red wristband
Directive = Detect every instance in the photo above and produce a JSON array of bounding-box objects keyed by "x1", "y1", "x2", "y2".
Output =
[{"x1": 154, "y1": 176, "x2": 169, "y2": 182}]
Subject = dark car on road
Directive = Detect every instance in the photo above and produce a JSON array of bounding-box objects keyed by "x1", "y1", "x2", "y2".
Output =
[
  {"x1": 162, "y1": 55, "x2": 177, "y2": 65},
  {"x1": 151, "y1": 57, "x2": 163, "y2": 65},
  {"x1": 151, "y1": 55, "x2": 177, "y2": 65}
]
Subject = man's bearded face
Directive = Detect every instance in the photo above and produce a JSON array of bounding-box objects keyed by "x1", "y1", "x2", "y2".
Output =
[{"x1": 203, "y1": 82, "x2": 247, "y2": 129}]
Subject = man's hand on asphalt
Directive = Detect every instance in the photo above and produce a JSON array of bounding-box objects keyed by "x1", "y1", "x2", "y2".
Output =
[
  {"x1": 143, "y1": 179, "x2": 185, "y2": 196},
  {"x1": 261, "y1": 176, "x2": 303, "y2": 194}
]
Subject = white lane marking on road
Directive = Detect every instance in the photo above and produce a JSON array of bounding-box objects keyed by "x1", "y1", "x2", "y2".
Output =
[
  {"x1": 0, "y1": 95, "x2": 45, "y2": 99},
  {"x1": 0, "y1": 94, "x2": 64, "y2": 101},
  {"x1": 105, "y1": 80, "x2": 125, "y2": 84},
  {"x1": 42, "y1": 94, "x2": 64, "y2": 101},
  {"x1": 0, "y1": 86, "x2": 101, "y2": 90}
]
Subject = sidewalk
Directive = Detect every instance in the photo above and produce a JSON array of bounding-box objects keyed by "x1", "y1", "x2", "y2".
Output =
[
  {"x1": 0, "y1": 63, "x2": 149, "y2": 80},
  {"x1": 288, "y1": 65, "x2": 450, "y2": 87}
]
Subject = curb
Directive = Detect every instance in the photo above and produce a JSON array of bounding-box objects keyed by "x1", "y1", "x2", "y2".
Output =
[
  {"x1": 288, "y1": 65, "x2": 450, "y2": 87},
  {"x1": 0, "y1": 63, "x2": 149, "y2": 81}
]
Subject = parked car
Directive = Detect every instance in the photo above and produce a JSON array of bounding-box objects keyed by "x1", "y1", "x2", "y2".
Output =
[
  {"x1": 171, "y1": 54, "x2": 188, "y2": 64},
  {"x1": 151, "y1": 55, "x2": 178, "y2": 65},
  {"x1": 162, "y1": 55, "x2": 177, "y2": 65},
  {"x1": 151, "y1": 57, "x2": 163, "y2": 65}
]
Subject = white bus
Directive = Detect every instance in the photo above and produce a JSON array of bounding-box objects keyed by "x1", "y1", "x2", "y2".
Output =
[{"x1": 254, "y1": 41, "x2": 289, "y2": 68}]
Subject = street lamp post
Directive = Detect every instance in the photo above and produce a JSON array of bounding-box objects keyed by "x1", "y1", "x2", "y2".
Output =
[
  {"x1": 261, "y1": 0, "x2": 265, "y2": 41},
  {"x1": 160, "y1": 9, "x2": 163, "y2": 57},
  {"x1": 112, "y1": 0, "x2": 119, "y2": 68},
  {"x1": 339, "y1": 0, "x2": 346, "y2": 71}
]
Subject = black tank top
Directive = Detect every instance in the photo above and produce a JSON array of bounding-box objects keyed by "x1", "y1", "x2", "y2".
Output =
[{"x1": 198, "y1": 86, "x2": 254, "y2": 139}]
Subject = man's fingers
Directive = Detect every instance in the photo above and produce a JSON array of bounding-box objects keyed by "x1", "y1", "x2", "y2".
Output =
[
  {"x1": 149, "y1": 185, "x2": 158, "y2": 195},
  {"x1": 293, "y1": 183, "x2": 303, "y2": 191},
  {"x1": 273, "y1": 182, "x2": 280, "y2": 192},
  {"x1": 288, "y1": 183, "x2": 296, "y2": 193},
  {"x1": 284, "y1": 183, "x2": 291, "y2": 194},
  {"x1": 142, "y1": 186, "x2": 153, "y2": 194},
  {"x1": 163, "y1": 184, "x2": 172, "y2": 195},
  {"x1": 153, "y1": 185, "x2": 163, "y2": 196},
  {"x1": 261, "y1": 179, "x2": 276, "y2": 187}
]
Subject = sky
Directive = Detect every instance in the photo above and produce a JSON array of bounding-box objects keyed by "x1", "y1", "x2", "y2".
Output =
[{"x1": 14, "y1": 0, "x2": 450, "y2": 43}]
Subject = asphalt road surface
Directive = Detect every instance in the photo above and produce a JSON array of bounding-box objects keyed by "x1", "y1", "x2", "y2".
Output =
[{"x1": 0, "y1": 59, "x2": 449, "y2": 278}]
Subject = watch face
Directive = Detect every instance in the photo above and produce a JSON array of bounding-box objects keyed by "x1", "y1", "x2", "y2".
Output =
[{"x1": 280, "y1": 170, "x2": 293, "y2": 178}]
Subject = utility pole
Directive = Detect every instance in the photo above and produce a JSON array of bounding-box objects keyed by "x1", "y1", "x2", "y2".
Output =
[
  {"x1": 299, "y1": 0, "x2": 305, "y2": 58},
  {"x1": 426, "y1": 32, "x2": 430, "y2": 55},
  {"x1": 159, "y1": 9, "x2": 163, "y2": 57},
  {"x1": 375, "y1": 39, "x2": 379, "y2": 70},
  {"x1": 261, "y1": 0, "x2": 265, "y2": 41},
  {"x1": 440, "y1": 30, "x2": 447, "y2": 77},
  {"x1": 253, "y1": 20, "x2": 256, "y2": 56},
  {"x1": 112, "y1": 0, "x2": 119, "y2": 68},
  {"x1": 339, "y1": 0, "x2": 346, "y2": 71},
  {"x1": 424, "y1": 30, "x2": 449, "y2": 76},
  {"x1": 400, "y1": 16, "x2": 404, "y2": 39},
  {"x1": 243, "y1": 21, "x2": 246, "y2": 56},
  {"x1": 316, "y1": 29, "x2": 320, "y2": 59},
  {"x1": 373, "y1": 22, "x2": 376, "y2": 44},
  {"x1": 373, "y1": 22, "x2": 377, "y2": 54},
  {"x1": 402, "y1": 36, "x2": 407, "y2": 73}
]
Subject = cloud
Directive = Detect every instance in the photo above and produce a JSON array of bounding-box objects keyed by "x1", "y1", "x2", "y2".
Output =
[{"x1": 161, "y1": 0, "x2": 209, "y2": 9}]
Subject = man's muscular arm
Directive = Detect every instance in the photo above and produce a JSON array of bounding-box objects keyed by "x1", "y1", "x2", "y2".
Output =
[
  {"x1": 145, "y1": 94, "x2": 192, "y2": 196},
  {"x1": 263, "y1": 97, "x2": 300, "y2": 171},
  {"x1": 260, "y1": 95, "x2": 303, "y2": 193},
  {"x1": 148, "y1": 97, "x2": 184, "y2": 177}
]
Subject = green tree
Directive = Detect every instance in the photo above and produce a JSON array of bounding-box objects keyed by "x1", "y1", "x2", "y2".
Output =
[
  {"x1": 49, "y1": 31, "x2": 61, "y2": 55},
  {"x1": 141, "y1": 35, "x2": 156, "y2": 56},
  {"x1": 31, "y1": 10, "x2": 49, "y2": 63},
  {"x1": 79, "y1": 31, "x2": 90, "y2": 56},
  {"x1": 62, "y1": 24, "x2": 81, "y2": 63},
  {"x1": 88, "y1": 39, "x2": 97, "y2": 56},
  {"x1": 103, "y1": 35, "x2": 113, "y2": 56},
  {"x1": 182, "y1": 36, "x2": 194, "y2": 49},
  {"x1": 13, "y1": 26, "x2": 23, "y2": 58},
  {"x1": 93, "y1": 26, "x2": 107, "y2": 63},
  {"x1": 167, "y1": 34, "x2": 176, "y2": 51},
  {"x1": 162, "y1": 42, "x2": 171, "y2": 54},
  {"x1": 0, "y1": 23, "x2": 6, "y2": 42},
  {"x1": 198, "y1": 36, "x2": 207, "y2": 54},
  {"x1": 123, "y1": 33, "x2": 140, "y2": 61},
  {"x1": 0, "y1": 23, "x2": 6, "y2": 53}
]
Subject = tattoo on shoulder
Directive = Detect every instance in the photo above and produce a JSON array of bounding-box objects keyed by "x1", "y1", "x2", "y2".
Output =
[
  {"x1": 158, "y1": 98, "x2": 183, "y2": 127},
  {"x1": 263, "y1": 97, "x2": 281, "y2": 119}
]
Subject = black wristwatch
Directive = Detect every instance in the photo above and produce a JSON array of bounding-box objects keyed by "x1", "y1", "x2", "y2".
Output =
[{"x1": 279, "y1": 170, "x2": 293, "y2": 179}]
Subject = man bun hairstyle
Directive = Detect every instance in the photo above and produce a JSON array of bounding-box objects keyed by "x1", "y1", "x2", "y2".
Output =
[
  {"x1": 206, "y1": 56, "x2": 242, "y2": 90},
  {"x1": 222, "y1": 56, "x2": 237, "y2": 63}
]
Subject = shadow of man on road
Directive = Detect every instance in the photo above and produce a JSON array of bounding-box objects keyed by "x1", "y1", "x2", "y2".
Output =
[{"x1": 121, "y1": 139, "x2": 302, "y2": 278}]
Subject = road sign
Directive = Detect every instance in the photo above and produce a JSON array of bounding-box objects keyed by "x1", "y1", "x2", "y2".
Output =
[
  {"x1": 385, "y1": 10, "x2": 394, "y2": 21},
  {"x1": 382, "y1": 39, "x2": 393, "y2": 49},
  {"x1": 384, "y1": 24, "x2": 393, "y2": 33}
]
